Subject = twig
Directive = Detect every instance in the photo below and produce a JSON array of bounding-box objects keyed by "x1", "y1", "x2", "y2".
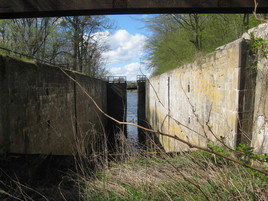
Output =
[
  {"x1": 178, "y1": 74, "x2": 261, "y2": 161},
  {"x1": 58, "y1": 67, "x2": 268, "y2": 176},
  {"x1": 4, "y1": 45, "x2": 261, "y2": 174},
  {"x1": 138, "y1": 61, "x2": 168, "y2": 111},
  {"x1": 139, "y1": 62, "x2": 205, "y2": 138},
  {"x1": 0, "y1": 189, "x2": 24, "y2": 201},
  {"x1": 0, "y1": 169, "x2": 49, "y2": 201},
  {"x1": 253, "y1": 0, "x2": 268, "y2": 23},
  {"x1": 166, "y1": 159, "x2": 211, "y2": 201},
  {"x1": 58, "y1": 180, "x2": 67, "y2": 201}
]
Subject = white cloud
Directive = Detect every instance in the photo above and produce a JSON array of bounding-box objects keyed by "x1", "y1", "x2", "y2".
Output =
[
  {"x1": 101, "y1": 29, "x2": 147, "y2": 65},
  {"x1": 93, "y1": 29, "x2": 150, "y2": 80},
  {"x1": 110, "y1": 62, "x2": 152, "y2": 81},
  {"x1": 91, "y1": 31, "x2": 110, "y2": 42}
]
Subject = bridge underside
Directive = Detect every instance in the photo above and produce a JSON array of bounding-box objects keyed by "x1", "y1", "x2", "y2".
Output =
[{"x1": 0, "y1": 0, "x2": 268, "y2": 18}]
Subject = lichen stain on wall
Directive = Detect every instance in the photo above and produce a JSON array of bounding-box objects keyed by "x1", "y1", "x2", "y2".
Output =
[
  {"x1": 146, "y1": 39, "x2": 243, "y2": 152},
  {"x1": 147, "y1": 24, "x2": 268, "y2": 154}
]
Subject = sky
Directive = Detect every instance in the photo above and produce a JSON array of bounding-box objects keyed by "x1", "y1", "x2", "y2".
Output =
[{"x1": 100, "y1": 14, "x2": 152, "y2": 81}]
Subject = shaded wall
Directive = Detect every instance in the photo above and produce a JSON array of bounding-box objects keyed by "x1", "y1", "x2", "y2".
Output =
[
  {"x1": 137, "y1": 81, "x2": 146, "y2": 129},
  {"x1": 107, "y1": 82, "x2": 127, "y2": 152},
  {"x1": 0, "y1": 55, "x2": 107, "y2": 155},
  {"x1": 243, "y1": 24, "x2": 268, "y2": 154},
  {"x1": 137, "y1": 80, "x2": 146, "y2": 145}
]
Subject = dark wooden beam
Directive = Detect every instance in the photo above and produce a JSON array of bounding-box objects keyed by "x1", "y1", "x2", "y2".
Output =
[{"x1": 0, "y1": 0, "x2": 267, "y2": 18}]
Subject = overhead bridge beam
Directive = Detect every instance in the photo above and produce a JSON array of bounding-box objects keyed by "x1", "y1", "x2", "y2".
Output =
[{"x1": 0, "y1": 0, "x2": 267, "y2": 18}]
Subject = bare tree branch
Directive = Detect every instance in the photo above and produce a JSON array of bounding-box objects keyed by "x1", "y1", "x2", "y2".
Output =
[
  {"x1": 58, "y1": 67, "x2": 268, "y2": 176},
  {"x1": 253, "y1": 0, "x2": 268, "y2": 23}
]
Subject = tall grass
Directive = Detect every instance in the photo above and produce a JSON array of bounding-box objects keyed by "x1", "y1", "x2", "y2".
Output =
[
  {"x1": 1, "y1": 125, "x2": 267, "y2": 201},
  {"x1": 80, "y1": 149, "x2": 268, "y2": 201}
]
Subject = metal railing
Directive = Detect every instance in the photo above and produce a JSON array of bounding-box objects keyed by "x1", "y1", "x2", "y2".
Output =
[
  {"x1": 106, "y1": 76, "x2": 126, "y2": 83},
  {"x1": 137, "y1": 75, "x2": 147, "y2": 82}
]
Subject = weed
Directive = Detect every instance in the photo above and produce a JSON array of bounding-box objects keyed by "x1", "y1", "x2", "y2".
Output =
[
  {"x1": 81, "y1": 150, "x2": 268, "y2": 201},
  {"x1": 249, "y1": 32, "x2": 268, "y2": 58}
]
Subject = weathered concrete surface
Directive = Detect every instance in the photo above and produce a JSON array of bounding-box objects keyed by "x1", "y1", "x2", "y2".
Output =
[
  {"x1": 0, "y1": 55, "x2": 107, "y2": 155},
  {"x1": 147, "y1": 24, "x2": 268, "y2": 154},
  {"x1": 242, "y1": 24, "x2": 268, "y2": 154},
  {"x1": 146, "y1": 38, "x2": 253, "y2": 152},
  {"x1": 251, "y1": 56, "x2": 268, "y2": 154},
  {"x1": 0, "y1": 0, "x2": 268, "y2": 18}
]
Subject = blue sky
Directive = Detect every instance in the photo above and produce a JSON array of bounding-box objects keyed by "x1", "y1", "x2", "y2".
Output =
[
  {"x1": 108, "y1": 14, "x2": 148, "y2": 35},
  {"x1": 99, "y1": 14, "x2": 153, "y2": 81}
]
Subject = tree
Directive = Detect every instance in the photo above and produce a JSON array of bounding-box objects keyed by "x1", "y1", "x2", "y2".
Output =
[
  {"x1": 170, "y1": 14, "x2": 207, "y2": 51},
  {"x1": 59, "y1": 16, "x2": 113, "y2": 75},
  {"x1": 0, "y1": 15, "x2": 113, "y2": 78},
  {"x1": 0, "y1": 18, "x2": 59, "y2": 60},
  {"x1": 144, "y1": 14, "x2": 261, "y2": 75}
]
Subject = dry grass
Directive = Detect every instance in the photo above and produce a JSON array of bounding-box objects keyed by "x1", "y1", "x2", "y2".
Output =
[
  {"x1": 82, "y1": 151, "x2": 268, "y2": 201},
  {"x1": 1, "y1": 129, "x2": 266, "y2": 201}
]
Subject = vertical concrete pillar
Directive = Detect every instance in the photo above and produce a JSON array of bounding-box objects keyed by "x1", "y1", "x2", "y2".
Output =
[
  {"x1": 236, "y1": 40, "x2": 257, "y2": 146},
  {"x1": 137, "y1": 76, "x2": 146, "y2": 142},
  {"x1": 137, "y1": 75, "x2": 164, "y2": 151},
  {"x1": 106, "y1": 76, "x2": 127, "y2": 152},
  {"x1": 0, "y1": 56, "x2": 9, "y2": 153}
]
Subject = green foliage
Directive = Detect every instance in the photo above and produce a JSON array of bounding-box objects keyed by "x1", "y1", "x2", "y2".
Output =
[
  {"x1": 249, "y1": 32, "x2": 268, "y2": 59},
  {"x1": 0, "y1": 16, "x2": 113, "y2": 78},
  {"x1": 208, "y1": 142, "x2": 230, "y2": 157},
  {"x1": 207, "y1": 141, "x2": 268, "y2": 170},
  {"x1": 236, "y1": 143, "x2": 254, "y2": 154},
  {"x1": 145, "y1": 14, "x2": 261, "y2": 75},
  {"x1": 206, "y1": 142, "x2": 268, "y2": 175},
  {"x1": 236, "y1": 143, "x2": 268, "y2": 164}
]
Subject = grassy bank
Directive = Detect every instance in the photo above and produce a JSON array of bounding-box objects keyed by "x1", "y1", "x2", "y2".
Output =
[{"x1": 81, "y1": 151, "x2": 268, "y2": 201}]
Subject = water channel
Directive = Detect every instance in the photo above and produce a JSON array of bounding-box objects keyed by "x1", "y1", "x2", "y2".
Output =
[{"x1": 126, "y1": 91, "x2": 139, "y2": 151}]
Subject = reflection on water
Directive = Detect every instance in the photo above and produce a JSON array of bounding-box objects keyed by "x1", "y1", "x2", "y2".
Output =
[{"x1": 126, "y1": 91, "x2": 139, "y2": 151}]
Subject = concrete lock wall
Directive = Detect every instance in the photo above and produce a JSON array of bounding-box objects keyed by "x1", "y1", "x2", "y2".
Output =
[
  {"x1": 146, "y1": 24, "x2": 268, "y2": 153},
  {"x1": 243, "y1": 24, "x2": 268, "y2": 154},
  {"x1": 107, "y1": 82, "x2": 127, "y2": 152},
  {"x1": 0, "y1": 55, "x2": 107, "y2": 155}
]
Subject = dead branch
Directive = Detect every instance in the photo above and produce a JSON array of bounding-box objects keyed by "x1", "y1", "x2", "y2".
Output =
[
  {"x1": 58, "y1": 67, "x2": 268, "y2": 176},
  {"x1": 253, "y1": 0, "x2": 268, "y2": 23}
]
